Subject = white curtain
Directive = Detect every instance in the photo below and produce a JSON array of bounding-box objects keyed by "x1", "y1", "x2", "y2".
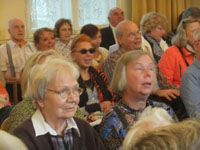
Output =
[{"x1": 26, "y1": 0, "x2": 119, "y2": 35}]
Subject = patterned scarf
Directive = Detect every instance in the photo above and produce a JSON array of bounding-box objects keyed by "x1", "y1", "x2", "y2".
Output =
[{"x1": 143, "y1": 33, "x2": 164, "y2": 63}]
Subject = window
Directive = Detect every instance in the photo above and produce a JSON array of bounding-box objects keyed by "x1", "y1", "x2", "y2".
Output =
[{"x1": 26, "y1": 0, "x2": 120, "y2": 35}]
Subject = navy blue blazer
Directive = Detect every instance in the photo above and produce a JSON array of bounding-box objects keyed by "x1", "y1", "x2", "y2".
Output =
[{"x1": 100, "y1": 26, "x2": 116, "y2": 50}]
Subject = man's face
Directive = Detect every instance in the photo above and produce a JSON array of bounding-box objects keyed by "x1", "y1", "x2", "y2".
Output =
[
  {"x1": 118, "y1": 22, "x2": 142, "y2": 51},
  {"x1": 108, "y1": 8, "x2": 124, "y2": 27},
  {"x1": 8, "y1": 19, "x2": 25, "y2": 42}
]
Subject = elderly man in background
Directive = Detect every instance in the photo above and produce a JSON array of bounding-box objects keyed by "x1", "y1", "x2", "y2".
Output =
[
  {"x1": 102, "y1": 20, "x2": 142, "y2": 83},
  {"x1": 0, "y1": 18, "x2": 35, "y2": 101},
  {"x1": 100, "y1": 7, "x2": 124, "y2": 50}
]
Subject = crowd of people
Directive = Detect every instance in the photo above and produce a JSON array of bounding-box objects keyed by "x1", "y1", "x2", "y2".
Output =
[{"x1": 0, "y1": 6, "x2": 200, "y2": 150}]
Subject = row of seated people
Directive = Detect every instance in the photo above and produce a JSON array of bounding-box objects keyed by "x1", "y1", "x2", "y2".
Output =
[{"x1": 0, "y1": 6, "x2": 200, "y2": 150}]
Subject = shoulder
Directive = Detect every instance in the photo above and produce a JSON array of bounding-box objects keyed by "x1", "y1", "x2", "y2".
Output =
[{"x1": 101, "y1": 26, "x2": 111, "y2": 32}]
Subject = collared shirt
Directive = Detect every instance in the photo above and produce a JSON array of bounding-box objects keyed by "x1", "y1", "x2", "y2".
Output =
[
  {"x1": 180, "y1": 58, "x2": 200, "y2": 117},
  {"x1": 102, "y1": 48, "x2": 125, "y2": 83},
  {"x1": 32, "y1": 110, "x2": 80, "y2": 150},
  {"x1": 98, "y1": 99, "x2": 176, "y2": 150},
  {"x1": 110, "y1": 25, "x2": 118, "y2": 44},
  {"x1": 0, "y1": 40, "x2": 36, "y2": 77},
  {"x1": 55, "y1": 39, "x2": 72, "y2": 58}
]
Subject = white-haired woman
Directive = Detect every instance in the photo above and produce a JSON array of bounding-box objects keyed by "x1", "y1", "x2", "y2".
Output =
[
  {"x1": 13, "y1": 57, "x2": 105, "y2": 150},
  {"x1": 98, "y1": 50, "x2": 176, "y2": 150},
  {"x1": 159, "y1": 18, "x2": 200, "y2": 87}
]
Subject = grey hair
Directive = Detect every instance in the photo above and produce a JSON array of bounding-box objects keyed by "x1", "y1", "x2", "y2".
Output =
[
  {"x1": 172, "y1": 18, "x2": 199, "y2": 47},
  {"x1": 140, "y1": 12, "x2": 167, "y2": 34},
  {"x1": 24, "y1": 57, "x2": 79, "y2": 102},
  {"x1": 123, "y1": 106, "x2": 174, "y2": 150},
  {"x1": 108, "y1": 7, "x2": 123, "y2": 17},
  {"x1": 8, "y1": 18, "x2": 23, "y2": 29},
  {"x1": 110, "y1": 50, "x2": 157, "y2": 96}
]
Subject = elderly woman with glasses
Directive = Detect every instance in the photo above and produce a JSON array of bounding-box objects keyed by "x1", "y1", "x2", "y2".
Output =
[
  {"x1": 13, "y1": 57, "x2": 105, "y2": 150},
  {"x1": 71, "y1": 34, "x2": 115, "y2": 123},
  {"x1": 98, "y1": 50, "x2": 176, "y2": 150}
]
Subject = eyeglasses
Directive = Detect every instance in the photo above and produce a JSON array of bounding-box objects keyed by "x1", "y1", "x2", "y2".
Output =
[
  {"x1": 47, "y1": 87, "x2": 83, "y2": 99},
  {"x1": 76, "y1": 48, "x2": 95, "y2": 54}
]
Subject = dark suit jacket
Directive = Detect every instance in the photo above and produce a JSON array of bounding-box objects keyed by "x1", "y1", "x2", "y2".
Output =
[{"x1": 100, "y1": 26, "x2": 116, "y2": 50}]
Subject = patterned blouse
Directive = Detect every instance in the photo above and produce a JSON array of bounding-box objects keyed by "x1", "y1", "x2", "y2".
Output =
[
  {"x1": 98, "y1": 99, "x2": 176, "y2": 150},
  {"x1": 55, "y1": 39, "x2": 72, "y2": 58}
]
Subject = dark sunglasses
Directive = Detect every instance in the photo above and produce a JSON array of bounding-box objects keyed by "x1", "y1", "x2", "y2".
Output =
[{"x1": 78, "y1": 48, "x2": 95, "y2": 54}]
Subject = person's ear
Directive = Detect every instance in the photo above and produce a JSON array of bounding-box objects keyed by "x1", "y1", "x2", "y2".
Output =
[{"x1": 37, "y1": 99, "x2": 44, "y2": 108}]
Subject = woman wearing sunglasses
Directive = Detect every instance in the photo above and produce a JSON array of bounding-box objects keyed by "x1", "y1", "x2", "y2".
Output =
[{"x1": 71, "y1": 34, "x2": 115, "y2": 123}]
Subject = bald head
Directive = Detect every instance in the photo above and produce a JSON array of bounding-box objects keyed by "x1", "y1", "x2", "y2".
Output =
[
  {"x1": 108, "y1": 7, "x2": 124, "y2": 27},
  {"x1": 115, "y1": 20, "x2": 142, "y2": 51}
]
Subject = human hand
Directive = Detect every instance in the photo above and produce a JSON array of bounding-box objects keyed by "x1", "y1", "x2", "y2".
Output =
[
  {"x1": 0, "y1": 94, "x2": 8, "y2": 109},
  {"x1": 155, "y1": 89, "x2": 180, "y2": 101},
  {"x1": 100, "y1": 101, "x2": 113, "y2": 113}
]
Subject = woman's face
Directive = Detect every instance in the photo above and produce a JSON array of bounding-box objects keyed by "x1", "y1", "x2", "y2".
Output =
[
  {"x1": 38, "y1": 69, "x2": 79, "y2": 120},
  {"x1": 185, "y1": 22, "x2": 200, "y2": 45},
  {"x1": 71, "y1": 41, "x2": 94, "y2": 69},
  {"x1": 37, "y1": 31, "x2": 55, "y2": 51},
  {"x1": 125, "y1": 54, "x2": 155, "y2": 97},
  {"x1": 149, "y1": 25, "x2": 165, "y2": 41},
  {"x1": 91, "y1": 30, "x2": 102, "y2": 49},
  {"x1": 59, "y1": 23, "x2": 72, "y2": 43}
]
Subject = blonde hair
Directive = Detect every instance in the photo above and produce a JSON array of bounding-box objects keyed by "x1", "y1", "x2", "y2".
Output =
[
  {"x1": 110, "y1": 50, "x2": 157, "y2": 96},
  {"x1": 123, "y1": 106, "x2": 174, "y2": 150},
  {"x1": 128, "y1": 120, "x2": 200, "y2": 150},
  {"x1": 21, "y1": 50, "x2": 62, "y2": 96},
  {"x1": 0, "y1": 130, "x2": 27, "y2": 150},
  {"x1": 172, "y1": 18, "x2": 200, "y2": 47},
  {"x1": 140, "y1": 12, "x2": 167, "y2": 34}
]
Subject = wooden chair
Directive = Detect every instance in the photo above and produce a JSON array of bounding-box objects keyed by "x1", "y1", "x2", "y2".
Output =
[
  {"x1": 0, "y1": 118, "x2": 8, "y2": 130},
  {"x1": 6, "y1": 80, "x2": 19, "y2": 104}
]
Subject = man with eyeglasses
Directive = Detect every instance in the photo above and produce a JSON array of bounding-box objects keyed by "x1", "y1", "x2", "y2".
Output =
[{"x1": 102, "y1": 20, "x2": 142, "y2": 84}]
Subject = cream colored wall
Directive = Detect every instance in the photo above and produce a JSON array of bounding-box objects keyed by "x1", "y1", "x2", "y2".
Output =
[
  {"x1": 0, "y1": 0, "x2": 26, "y2": 43},
  {"x1": 191, "y1": 0, "x2": 200, "y2": 6}
]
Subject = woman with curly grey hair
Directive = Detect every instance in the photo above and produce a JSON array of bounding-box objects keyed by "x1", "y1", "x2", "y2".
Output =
[
  {"x1": 159, "y1": 18, "x2": 200, "y2": 87},
  {"x1": 140, "y1": 12, "x2": 168, "y2": 63}
]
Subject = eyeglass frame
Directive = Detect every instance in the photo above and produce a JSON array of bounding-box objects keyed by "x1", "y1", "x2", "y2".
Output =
[{"x1": 47, "y1": 87, "x2": 83, "y2": 99}]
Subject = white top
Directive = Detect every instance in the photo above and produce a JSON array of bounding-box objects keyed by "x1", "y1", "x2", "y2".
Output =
[
  {"x1": 142, "y1": 36, "x2": 168, "y2": 62},
  {"x1": 32, "y1": 109, "x2": 80, "y2": 137},
  {"x1": 55, "y1": 39, "x2": 72, "y2": 58},
  {"x1": 0, "y1": 40, "x2": 36, "y2": 78},
  {"x1": 110, "y1": 25, "x2": 118, "y2": 44}
]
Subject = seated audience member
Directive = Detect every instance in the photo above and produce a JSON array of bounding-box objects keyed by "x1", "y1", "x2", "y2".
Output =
[
  {"x1": 6, "y1": 50, "x2": 84, "y2": 133},
  {"x1": 123, "y1": 106, "x2": 174, "y2": 150},
  {"x1": 80, "y1": 24, "x2": 108, "y2": 69},
  {"x1": 54, "y1": 18, "x2": 73, "y2": 58},
  {"x1": 126, "y1": 120, "x2": 200, "y2": 150},
  {"x1": 102, "y1": 20, "x2": 141, "y2": 84},
  {"x1": 100, "y1": 7, "x2": 124, "y2": 50},
  {"x1": 98, "y1": 50, "x2": 176, "y2": 150},
  {"x1": 13, "y1": 57, "x2": 105, "y2": 150},
  {"x1": 0, "y1": 130, "x2": 27, "y2": 150},
  {"x1": 166, "y1": 7, "x2": 200, "y2": 46},
  {"x1": 180, "y1": 28, "x2": 200, "y2": 118},
  {"x1": 159, "y1": 18, "x2": 200, "y2": 87},
  {"x1": 71, "y1": 34, "x2": 114, "y2": 122},
  {"x1": 33, "y1": 27, "x2": 55, "y2": 51},
  {"x1": 0, "y1": 18, "x2": 36, "y2": 101},
  {"x1": 140, "y1": 12, "x2": 168, "y2": 63}
]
